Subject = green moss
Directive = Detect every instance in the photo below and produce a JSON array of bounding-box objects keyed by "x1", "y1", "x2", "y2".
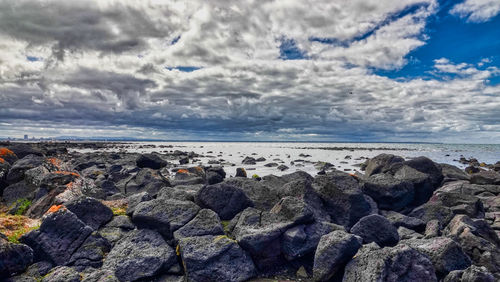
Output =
[
  {"x1": 221, "y1": 220, "x2": 230, "y2": 233},
  {"x1": 252, "y1": 174, "x2": 260, "y2": 179},
  {"x1": 7, "y1": 224, "x2": 39, "y2": 244},
  {"x1": 11, "y1": 198, "x2": 32, "y2": 215},
  {"x1": 111, "y1": 207, "x2": 127, "y2": 216}
]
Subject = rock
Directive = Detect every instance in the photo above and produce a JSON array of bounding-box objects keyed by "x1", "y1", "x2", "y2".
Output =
[
  {"x1": 380, "y1": 210, "x2": 426, "y2": 232},
  {"x1": 102, "y1": 229, "x2": 177, "y2": 282},
  {"x1": 281, "y1": 221, "x2": 343, "y2": 261},
  {"x1": 398, "y1": 226, "x2": 424, "y2": 240},
  {"x1": 277, "y1": 165, "x2": 289, "y2": 171},
  {"x1": 264, "y1": 162, "x2": 278, "y2": 167},
  {"x1": 312, "y1": 230, "x2": 362, "y2": 281},
  {"x1": 20, "y1": 207, "x2": 93, "y2": 265},
  {"x1": 361, "y1": 173, "x2": 414, "y2": 211},
  {"x1": 42, "y1": 266, "x2": 80, "y2": 282},
  {"x1": 0, "y1": 147, "x2": 18, "y2": 164},
  {"x1": 403, "y1": 156, "x2": 443, "y2": 188},
  {"x1": 172, "y1": 168, "x2": 205, "y2": 186},
  {"x1": 6, "y1": 155, "x2": 45, "y2": 184},
  {"x1": 235, "y1": 168, "x2": 247, "y2": 177},
  {"x1": 409, "y1": 202, "x2": 455, "y2": 226},
  {"x1": 424, "y1": 220, "x2": 441, "y2": 238},
  {"x1": 364, "y1": 154, "x2": 404, "y2": 176},
  {"x1": 223, "y1": 177, "x2": 280, "y2": 211},
  {"x1": 350, "y1": 214, "x2": 399, "y2": 247},
  {"x1": 205, "y1": 167, "x2": 226, "y2": 185},
  {"x1": 8, "y1": 144, "x2": 44, "y2": 159},
  {"x1": 343, "y1": 244, "x2": 437, "y2": 282},
  {"x1": 98, "y1": 216, "x2": 135, "y2": 246},
  {"x1": 65, "y1": 197, "x2": 113, "y2": 230},
  {"x1": 242, "y1": 157, "x2": 256, "y2": 165},
  {"x1": 392, "y1": 164, "x2": 435, "y2": 207},
  {"x1": 470, "y1": 170, "x2": 500, "y2": 185},
  {"x1": 179, "y1": 157, "x2": 190, "y2": 165},
  {"x1": 433, "y1": 191, "x2": 484, "y2": 218},
  {"x1": 312, "y1": 171, "x2": 375, "y2": 228},
  {"x1": 81, "y1": 269, "x2": 119, "y2": 282},
  {"x1": 440, "y1": 163, "x2": 470, "y2": 182},
  {"x1": 178, "y1": 235, "x2": 256, "y2": 282},
  {"x1": 125, "y1": 168, "x2": 168, "y2": 195},
  {"x1": 136, "y1": 153, "x2": 167, "y2": 169},
  {"x1": 269, "y1": 196, "x2": 314, "y2": 225},
  {"x1": 125, "y1": 191, "x2": 152, "y2": 216},
  {"x1": 132, "y1": 198, "x2": 200, "y2": 238},
  {"x1": 2, "y1": 182, "x2": 38, "y2": 206},
  {"x1": 465, "y1": 166, "x2": 480, "y2": 174},
  {"x1": 454, "y1": 265, "x2": 495, "y2": 282},
  {"x1": 173, "y1": 209, "x2": 224, "y2": 241},
  {"x1": 195, "y1": 182, "x2": 253, "y2": 220},
  {"x1": 403, "y1": 237, "x2": 471, "y2": 277},
  {"x1": 0, "y1": 239, "x2": 34, "y2": 277},
  {"x1": 69, "y1": 232, "x2": 111, "y2": 271}
]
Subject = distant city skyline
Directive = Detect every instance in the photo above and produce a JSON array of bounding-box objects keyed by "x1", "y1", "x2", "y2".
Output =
[{"x1": 0, "y1": 0, "x2": 499, "y2": 143}]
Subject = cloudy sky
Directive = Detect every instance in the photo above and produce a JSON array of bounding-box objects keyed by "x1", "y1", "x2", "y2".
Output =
[{"x1": 0, "y1": 0, "x2": 499, "y2": 143}]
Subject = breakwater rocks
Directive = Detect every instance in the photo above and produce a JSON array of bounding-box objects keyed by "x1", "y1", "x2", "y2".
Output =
[{"x1": 0, "y1": 143, "x2": 499, "y2": 281}]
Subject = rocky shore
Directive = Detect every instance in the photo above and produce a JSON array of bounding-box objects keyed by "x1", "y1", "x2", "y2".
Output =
[{"x1": 0, "y1": 142, "x2": 499, "y2": 281}]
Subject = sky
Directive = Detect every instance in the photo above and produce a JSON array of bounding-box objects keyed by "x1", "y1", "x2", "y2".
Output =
[{"x1": 0, "y1": 0, "x2": 499, "y2": 143}]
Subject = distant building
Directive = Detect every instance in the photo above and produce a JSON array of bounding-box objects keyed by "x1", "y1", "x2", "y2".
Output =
[{"x1": 24, "y1": 134, "x2": 28, "y2": 140}]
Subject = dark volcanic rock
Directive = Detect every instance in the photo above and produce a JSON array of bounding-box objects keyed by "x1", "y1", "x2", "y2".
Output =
[
  {"x1": 235, "y1": 168, "x2": 247, "y2": 177},
  {"x1": 343, "y1": 244, "x2": 437, "y2": 282},
  {"x1": 380, "y1": 210, "x2": 426, "y2": 232},
  {"x1": 102, "y1": 229, "x2": 177, "y2": 282},
  {"x1": 222, "y1": 177, "x2": 280, "y2": 211},
  {"x1": 440, "y1": 163, "x2": 470, "y2": 182},
  {"x1": 242, "y1": 157, "x2": 256, "y2": 165},
  {"x1": 409, "y1": 202, "x2": 455, "y2": 227},
  {"x1": 403, "y1": 237, "x2": 471, "y2": 277},
  {"x1": 132, "y1": 198, "x2": 200, "y2": 238},
  {"x1": 8, "y1": 144, "x2": 44, "y2": 159},
  {"x1": 361, "y1": 173, "x2": 414, "y2": 211},
  {"x1": 195, "y1": 182, "x2": 253, "y2": 220},
  {"x1": 350, "y1": 214, "x2": 399, "y2": 247},
  {"x1": 125, "y1": 191, "x2": 153, "y2": 216},
  {"x1": 173, "y1": 209, "x2": 225, "y2": 240},
  {"x1": 313, "y1": 230, "x2": 362, "y2": 281},
  {"x1": 69, "y1": 232, "x2": 111, "y2": 271},
  {"x1": 136, "y1": 153, "x2": 167, "y2": 169},
  {"x1": 205, "y1": 167, "x2": 226, "y2": 185},
  {"x1": 364, "y1": 154, "x2": 404, "y2": 176},
  {"x1": 0, "y1": 238, "x2": 34, "y2": 277},
  {"x1": 444, "y1": 265, "x2": 495, "y2": 282},
  {"x1": 403, "y1": 156, "x2": 443, "y2": 188},
  {"x1": 20, "y1": 208, "x2": 93, "y2": 266},
  {"x1": 6, "y1": 155, "x2": 44, "y2": 184},
  {"x1": 470, "y1": 170, "x2": 500, "y2": 185},
  {"x1": 42, "y1": 266, "x2": 80, "y2": 282},
  {"x1": 65, "y1": 197, "x2": 113, "y2": 230},
  {"x1": 312, "y1": 171, "x2": 375, "y2": 228},
  {"x1": 178, "y1": 235, "x2": 256, "y2": 282},
  {"x1": 125, "y1": 168, "x2": 168, "y2": 195}
]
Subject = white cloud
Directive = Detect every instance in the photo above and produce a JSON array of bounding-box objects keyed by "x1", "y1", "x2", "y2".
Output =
[{"x1": 450, "y1": 0, "x2": 500, "y2": 22}]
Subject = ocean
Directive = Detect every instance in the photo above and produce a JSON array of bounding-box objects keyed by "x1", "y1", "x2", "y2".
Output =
[{"x1": 73, "y1": 142, "x2": 500, "y2": 177}]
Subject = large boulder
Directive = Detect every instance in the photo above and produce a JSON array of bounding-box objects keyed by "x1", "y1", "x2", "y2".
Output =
[
  {"x1": 8, "y1": 144, "x2": 44, "y2": 159},
  {"x1": 124, "y1": 168, "x2": 168, "y2": 195},
  {"x1": 195, "y1": 182, "x2": 253, "y2": 220},
  {"x1": 102, "y1": 229, "x2": 177, "y2": 282},
  {"x1": 440, "y1": 164, "x2": 470, "y2": 183},
  {"x1": 222, "y1": 177, "x2": 280, "y2": 211},
  {"x1": 178, "y1": 235, "x2": 256, "y2": 282},
  {"x1": 6, "y1": 155, "x2": 45, "y2": 184},
  {"x1": 65, "y1": 197, "x2": 113, "y2": 230},
  {"x1": 132, "y1": 198, "x2": 200, "y2": 238},
  {"x1": 432, "y1": 191, "x2": 485, "y2": 218},
  {"x1": 312, "y1": 230, "x2": 362, "y2": 281},
  {"x1": 136, "y1": 153, "x2": 167, "y2": 169},
  {"x1": 343, "y1": 244, "x2": 437, "y2": 282},
  {"x1": 312, "y1": 171, "x2": 375, "y2": 228},
  {"x1": 364, "y1": 154, "x2": 404, "y2": 176},
  {"x1": 403, "y1": 237, "x2": 471, "y2": 277},
  {"x1": 20, "y1": 207, "x2": 93, "y2": 265},
  {"x1": 69, "y1": 232, "x2": 111, "y2": 271},
  {"x1": 0, "y1": 238, "x2": 34, "y2": 277},
  {"x1": 350, "y1": 214, "x2": 399, "y2": 247},
  {"x1": 281, "y1": 221, "x2": 343, "y2": 261},
  {"x1": 470, "y1": 170, "x2": 500, "y2": 185},
  {"x1": 409, "y1": 201, "x2": 455, "y2": 227},
  {"x1": 360, "y1": 173, "x2": 414, "y2": 211},
  {"x1": 205, "y1": 167, "x2": 226, "y2": 185},
  {"x1": 173, "y1": 209, "x2": 225, "y2": 241}
]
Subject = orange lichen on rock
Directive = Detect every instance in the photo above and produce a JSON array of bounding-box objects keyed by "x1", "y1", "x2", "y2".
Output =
[
  {"x1": 46, "y1": 204, "x2": 65, "y2": 214},
  {"x1": 54, "y1": 171, "x2": 80, "y2": 177},
  {"x1": 194, "y1": 166, "x2": 203, "y2": 172},
  {"x1": 47, "y1": 157, "x2": 62, "y2": 169},
  {"x1": 0, "y1": 147, "x2": 15, "y2": 157},
  {"x1": 0, "y1": 157, "x2": 5, "y2": 164},
  {"x1": 177, "y1": 169, "x2": 189, "y2": 174},
  {"x1": 66, "y1": 182, "x2": 74, "y2": 189}
]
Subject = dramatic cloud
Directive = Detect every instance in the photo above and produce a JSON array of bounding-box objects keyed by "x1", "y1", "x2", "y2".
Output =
[
  {"x1": 450, "y1": 0, "x2": 500, "y2": 22},
  {"x1": 0, "y1": 0, "x2": 499, "y2": 142}
]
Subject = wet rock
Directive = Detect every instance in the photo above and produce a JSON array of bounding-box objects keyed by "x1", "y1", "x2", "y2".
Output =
[
  {"x1": 136, "y1": 153, "x2": 167, "y2": 169},
  {"x1": 20, "y1": 208, "x2": 93, "y2": 265},
  {"x1": 350, "y1": 214, "x2": 399, "y2": 247},
  {"x1": 312, "y1": 171, "x2": 375, "y2": 228},
  {"x1": 132, "y1": 198, "x2": 200, "y2": 238},
  {"x1": 42, "y1": 266, "x2": 80, "y2": 282},
  {"x1": 312, "y1": 230, "x2": 362, "y2": 281},
  {"x1": 195, "y1": 182, "x2": 253, "y2": 220},
  {"x1": 0, "y1": 238, "x2": 34, "y2": 277},
  {"x1": 173, "y1": 209, "x2": 224, "y2": 241},
  {"x1": 178, "y1": 235, "x2": 256, "y2": 282},
  {"x1": 102, "y1": 229, "x2": 177, "y2": 282},
  {"x1": 364, "y1": 154, "x2": 404, "y2": 176},
  {"x1": 403, "y1": 237, "x2": 471, "y2": 277},
  {"x1": 179, "y1": 157, "x2": 190, "y2": 165},
  {"x1": 65, "y1": 197, "x2": 113, "y2": 230},
  {"x1": 343, "y1": 244, "x2": 436, "y2": 282}
]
